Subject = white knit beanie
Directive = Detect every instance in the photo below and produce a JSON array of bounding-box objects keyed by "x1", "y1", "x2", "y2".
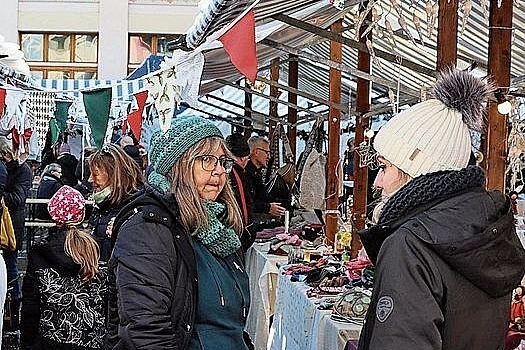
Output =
[{"x1": 374, "y1": 68, "x2": 493, "y2": 178}]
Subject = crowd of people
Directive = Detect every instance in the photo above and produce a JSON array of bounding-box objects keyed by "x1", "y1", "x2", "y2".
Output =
[
  {"x1": 0, "y1": 67, "x2": 522, "y2": 350},
  {"x1": 0, "y1": 115, "x2": 290, "y2": 349}
]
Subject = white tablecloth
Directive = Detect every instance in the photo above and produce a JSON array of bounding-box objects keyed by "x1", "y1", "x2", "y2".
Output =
[
  {"x1": 245, "y1": 242, "x2": 289, "y2": 350},
  {"x1": 268, "y1": 272, "x2": 362, "y2": 350}
]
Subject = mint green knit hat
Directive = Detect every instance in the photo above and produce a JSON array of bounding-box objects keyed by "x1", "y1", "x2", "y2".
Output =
[{"x1": 148, "y1": 116, "x2": 223, "y2": 192}]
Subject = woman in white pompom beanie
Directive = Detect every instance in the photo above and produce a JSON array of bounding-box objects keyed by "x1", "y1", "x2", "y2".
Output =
[{"x1": 358, "y1": 68, "x2": 525, "y2": 350}]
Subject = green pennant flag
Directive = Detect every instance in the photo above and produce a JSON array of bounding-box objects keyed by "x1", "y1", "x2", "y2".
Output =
[
  {"x1": 54, "y1": 101, "x2": 72, "y2": 132},
  {"x1": 49, "y1": 118, "x2": 59, "y2": 145},
  {"x1": 83, "y1": 88, "x2": 112, "y2": 149}
]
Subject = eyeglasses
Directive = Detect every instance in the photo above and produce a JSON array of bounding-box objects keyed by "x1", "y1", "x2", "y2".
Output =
[
  {"x1": 194, "y1": 155, "x2": 234, "y2": 174},
  {"x1": 257, "y1": 147, "x2": 271, "y2": 156}
]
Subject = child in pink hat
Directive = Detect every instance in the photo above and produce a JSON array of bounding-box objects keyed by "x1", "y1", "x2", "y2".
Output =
[{"x1": 20, "y1": 186, "x2": 107, "y2": 349}]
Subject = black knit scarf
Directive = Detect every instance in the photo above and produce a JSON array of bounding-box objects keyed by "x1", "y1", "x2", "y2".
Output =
[{"x1": 378, "y1": 166, "x2": 486, "y2": 225}]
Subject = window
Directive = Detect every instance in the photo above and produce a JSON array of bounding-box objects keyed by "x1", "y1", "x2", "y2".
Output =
[
  {"x1": 128, "y1": 34, "x2": 178, "y2": 73},
  {"x1": 20, "y1": 33, "x2": 98, "y2": 79}
]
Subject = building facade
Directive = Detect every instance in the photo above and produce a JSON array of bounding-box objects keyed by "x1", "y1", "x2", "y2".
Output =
[{"x1": 1, "y1": 0, "x2": 198, "y2": 79}]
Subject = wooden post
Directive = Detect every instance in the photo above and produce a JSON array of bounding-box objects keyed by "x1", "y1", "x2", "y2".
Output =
[
  {"x1": 485, "y1": 0, "x2": 513, "y2": 192},
  {"x1": 287, "y1": 54, "x2": 298, "y2": 161},
  {"x1": 244, "y1": 79, "x2": 253, "y2": 138},
  {"x1": 436, "y1": 0, "x2": 458, "y2": 70},
  {"x1": 326, "y1": 19, "x2": 343, "y2": 246},
  {"x1": 352, "y1": 6, "x2": 371, "y2": 258},
  {"x1": 269, "y1": 58, "x2": 280, "y2": 140}
]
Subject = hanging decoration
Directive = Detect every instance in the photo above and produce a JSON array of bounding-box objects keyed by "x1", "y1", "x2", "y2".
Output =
[
  {"x1": 460, "y1": 0, "x2": 473, "y2": 35},
  {"x1": 0, "y1": 88, "x2": 5, "y2": 116},
  {"x1": 145, "y1": 67, "x2": 181, "y2": 133},
  {"x1": 83, "y1": 87, "x2": 112, "y2": 149},
  {"x1": 506, "y1": 99, "x2": 525, "y2": 193},
  {"x1": 126, "y1": 90, "x2": 148, "y2": 141}
]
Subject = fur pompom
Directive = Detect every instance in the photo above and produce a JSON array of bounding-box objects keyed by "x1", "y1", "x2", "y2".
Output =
[{"x1": 432, "y1": 67, "x2": 494, "y2": 132}]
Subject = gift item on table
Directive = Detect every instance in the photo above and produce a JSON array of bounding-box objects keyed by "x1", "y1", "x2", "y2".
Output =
[
  {"x1": 256, "y1": 226, "x2": 301, "y2": 241},
  {"x1": 267, "y1": 231, "x2": 303, "y2": 256},
  {"x1": 301, "y1": 223, "x2": 324, "y2": 241},
  {"x1": 330, "y1": 287, "x2": 372, "y2": 325}
]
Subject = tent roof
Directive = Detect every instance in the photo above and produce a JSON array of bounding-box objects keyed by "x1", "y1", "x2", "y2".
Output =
[{"x1": 171, "y1": 0, "x2": 525, "y2": 128}]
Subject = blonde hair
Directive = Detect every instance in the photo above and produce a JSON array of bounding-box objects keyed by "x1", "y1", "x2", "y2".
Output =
[
  {"x1": 89, "y1": 144, "x2": 144, "y2": 206},
  {"x1": 166, "y1": 136, "x2": 243, "y2": 235},
  {"x1": 64, "y1": 226, "x2": 100, "y2": 281}
]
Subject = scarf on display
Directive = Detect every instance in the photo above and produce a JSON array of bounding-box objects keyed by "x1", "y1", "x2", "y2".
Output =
[
  {"x1": 194, "y1": 201, "x2": 241, "y2": 258},
  {"x1": 378, "y1": 166, "x2": 485, "y2": 225},
  {"x1": 93, "y1": 187, "x2": 112, "y2": 205}
]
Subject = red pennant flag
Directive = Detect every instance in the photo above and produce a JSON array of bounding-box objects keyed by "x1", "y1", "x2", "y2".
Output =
[
  {"x1": 218, "y1": 10, "x2": 258, "y2": 83},
  {"x1": 127, "y1": 90, "x2": 148, "y2": 141},
  {"x1": 0, "y1": 89, "x2": 6, "y2": 117}
]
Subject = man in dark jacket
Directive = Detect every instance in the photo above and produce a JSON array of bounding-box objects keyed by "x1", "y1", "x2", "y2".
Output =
[
  {"x1": 244, "y1": 136, "x2": 285, "y2": 219},
  {"x1": 357, "y1": 68, "x2": 525, "y2": 349},
  {"x1": 226, "y1": 133, "x2": 256, "y2": 251},
  {"x1": 0, "y1": 136, "x2": 32, "y2": 331}
]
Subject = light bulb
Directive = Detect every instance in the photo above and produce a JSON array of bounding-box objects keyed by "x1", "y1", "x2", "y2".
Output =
[
  {"x1": 364, "y1": 129, "x2": 375, "y2": 138},
  {"x1": 497, "y1": 100, "x2": 512, "y2": 115}
]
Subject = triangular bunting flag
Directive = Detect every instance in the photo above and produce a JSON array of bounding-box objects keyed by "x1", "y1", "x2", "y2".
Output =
[
  {"x1": 218, "y1": 10, "x2": 258, "y2": 83},
  {"x1": 127, "y1": 90, "x2": 148, "y2": 141},
  {"x1": 0, "y1": 88, "x2": 5, "y2": 117},
  {"x1": 49, "y1": 118, "x2": 59, "y2": 145},
  {"x1": 54, "y1": 100, "x2": 72, "y2": 132},
  {"x1": 83, "y1": 88, "x2": 112, "y2": 149}
]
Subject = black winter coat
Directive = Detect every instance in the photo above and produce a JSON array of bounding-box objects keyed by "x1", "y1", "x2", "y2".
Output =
[
  {"x1": 35, "y1": 174, "x2": 63, "y2": 220},
  {"x1": 104, "y1": 185, "x2": 197, "y2": 350},
  {"x1": 56, "y1": 153, "x2": 79, "y2": 187},
  {"x1": 89, "y1": 193, "x2": 138, "y2": 262},
  {"x1": 21, "y1": 230, "x2": 108, "y2": 350},
  {"x1": 358, "y1": 169, "x2": 525, "y2": 350},
  {"x1": 4, "y1": 160, "x2": 32, "y2": 251}
]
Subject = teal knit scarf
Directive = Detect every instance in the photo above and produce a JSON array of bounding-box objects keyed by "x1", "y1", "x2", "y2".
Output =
[{"x1": 194, "y1": 201, "x2": 241, "y2": 257}]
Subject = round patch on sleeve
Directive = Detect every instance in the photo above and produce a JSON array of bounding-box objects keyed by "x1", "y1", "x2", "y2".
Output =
[{"x1": 376, "y1": 296, "x2": 394, "y2": 323}]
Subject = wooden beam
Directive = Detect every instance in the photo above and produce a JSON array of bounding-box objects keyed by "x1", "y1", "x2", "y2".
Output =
[
  {"x1": 485, "y1": 0, "x2": 513, "y2": 192},
  {"x1": 351, "y1": 5, "x2": 371, "y2": 257},
  {"x1": 243, "y1": 79, "x2": 253, "y2": 137},
  {"x1": 288, "y1": 54, "x2": 298, "y2": 160},
  {"x1": 436, "y1": 0, "x2": 459, "y2": 70},
  {"x1": 256, "y1": 75, "x2": 349, "y2": 113},
  {"x1": 326, "y1": 19, "x2": 343, "y2": 246},
  {"x1": 269, "y1": 58, "x2": 280, "y2": 140},
  {"x1": 270, "y1": 13, "x2": 436, "y2": 77},
  {"x1": 260, "y1": 38, "x2": 421, "y2": 97},
  {"x1": 216, "y1": 77, "x2": 326, "y2": 119}
]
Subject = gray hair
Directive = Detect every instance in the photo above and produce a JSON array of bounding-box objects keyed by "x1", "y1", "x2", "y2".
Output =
[
  {"x1": 43, "y1": 163, "x2": 61, "y2": 176},
  {"x1": 247, "y1": 136, "x2": 269, "y2": 152}
]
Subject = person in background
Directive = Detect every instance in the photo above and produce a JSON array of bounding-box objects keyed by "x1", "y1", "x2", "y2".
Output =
[
  {"x1": 0, "y1": 136, "x2": 32, "y2": 332},
  {"x1": 226, "y1": 133, "x2": 256, "y2": 251},
  {"x1": 0, "y1": 158, "x2": 7, "y2": 345},
  {"x1": 21, "y1": 185, "x2": 108, "y2": 350},
  {"x1": 357, "y1": 68, "x2": 525, "y2": 350},
  {"x1": 35, "y1": 163, "x2": 63, "y2": 220},
  {"x1": 245, "y1": 136, "x2": 286, "y2": 218},
  {"x1": 88, "y1": 144, "x2": 144, "y2": 261},
  {"x1": 74, "y1": 146, "x2": 97, "y2": 199},
  {"x1": 119, "y1": 135, "x2": 143, "y2": 170},
  {"x1": 105, "y1": 116, "x2": 252, "y2": 350},
  {"x1": 56, "y1": 143, "x2": 79, "y2": 187}
]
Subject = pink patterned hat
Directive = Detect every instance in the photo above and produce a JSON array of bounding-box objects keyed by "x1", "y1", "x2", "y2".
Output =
[{"x1": 47, "y1": 186, "x2": 86, "y2": 226}]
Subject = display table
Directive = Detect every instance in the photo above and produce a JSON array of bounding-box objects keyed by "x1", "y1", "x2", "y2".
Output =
[
  {"x1": 245, "y1": 242, "x2": 289, "y2": 350},
  {"x1": 268, "y1": 272, "x2": 362, "y2": 350}
]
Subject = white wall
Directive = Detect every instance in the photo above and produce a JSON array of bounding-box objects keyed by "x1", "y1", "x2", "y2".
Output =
[
  {"x1": 2, "y1": 0, "x2": 199, "y2": 79},
  {"x1": 2, "y1": 0, "x2": 19, "y2": 42}
]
